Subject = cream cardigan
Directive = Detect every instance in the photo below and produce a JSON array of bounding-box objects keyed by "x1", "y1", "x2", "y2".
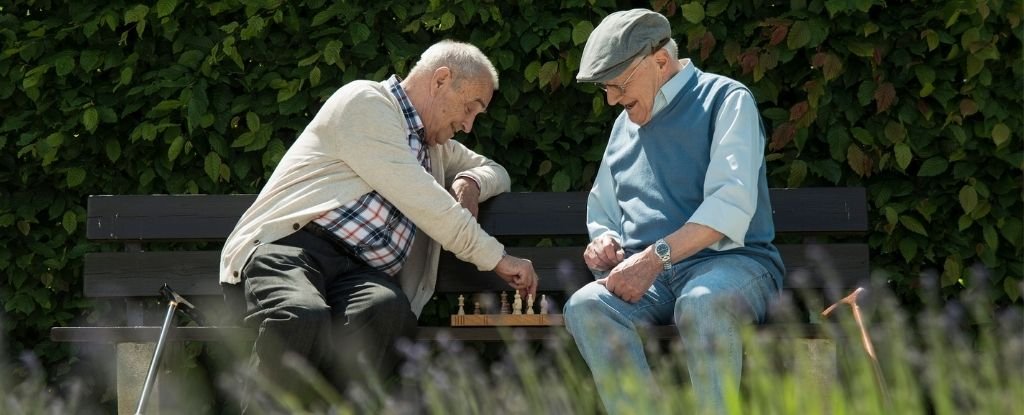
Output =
[{"x1": 220, "y1": 80, "x2": 510, "y2": 315}]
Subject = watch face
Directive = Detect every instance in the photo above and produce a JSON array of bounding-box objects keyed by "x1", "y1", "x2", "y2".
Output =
[{"x1": 656, "y1": 240, "x2": 670, "y2": 256}]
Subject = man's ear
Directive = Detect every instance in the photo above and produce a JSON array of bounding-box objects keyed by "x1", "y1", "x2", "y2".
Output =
[{"x1": 430, "y1": 67, "x2": 452, "y2": 96}]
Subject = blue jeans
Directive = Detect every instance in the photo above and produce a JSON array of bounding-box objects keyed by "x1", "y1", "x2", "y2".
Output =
[{"x1": 564, "y1": 253, "x2": 780, "y2": 414}]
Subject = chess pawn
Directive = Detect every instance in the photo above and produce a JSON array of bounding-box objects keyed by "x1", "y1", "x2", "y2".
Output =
[
  {"x1": 500, "y1": 291, "x2": 509, "y2": 314},
  {"x1": 473, "y1": 301, "x2": 481, "y2": 315},
  {"x1": 526, "y1": 293, "x2": 535, "y2": 315},
  {"x1": 512, "y1": 292, "x2": 523, "y2": 315},
  {"x1": 457, "y1": 294, "x2": 465, "y2": 315},
  {"x1": 540, "y1": 294, "x2": 549, "y2": 315}
]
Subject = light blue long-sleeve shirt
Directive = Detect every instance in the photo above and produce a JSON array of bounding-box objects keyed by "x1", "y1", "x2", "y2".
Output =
[{"x1": 588, "y1": 59, "x2": 767, "y2": 252}]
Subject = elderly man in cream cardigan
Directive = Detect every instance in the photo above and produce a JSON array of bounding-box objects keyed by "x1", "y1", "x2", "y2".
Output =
[{"x1": 220, "y1": 40, "x2": 537, "y2": 407}]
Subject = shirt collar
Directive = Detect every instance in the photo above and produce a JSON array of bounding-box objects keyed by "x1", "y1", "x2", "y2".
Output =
[
  {"x1": 383, "y1": 75, "x2": 426, "y2": 137},
  {"x1": 651, "y1": 59, "x2": 694, "y2": 117}
]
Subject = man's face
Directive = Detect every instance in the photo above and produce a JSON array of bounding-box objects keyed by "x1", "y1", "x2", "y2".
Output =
[
  {"x1": 423, "y1": 74, "x2": 493, "y2": 146},
  {"x1": 601, "y1": 54, "x2": 660, "y2": 126}
]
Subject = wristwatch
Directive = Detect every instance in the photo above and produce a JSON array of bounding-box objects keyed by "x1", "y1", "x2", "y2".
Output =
[{"x1": 654, "y1": 239, "x2": 672, "y2": 271}]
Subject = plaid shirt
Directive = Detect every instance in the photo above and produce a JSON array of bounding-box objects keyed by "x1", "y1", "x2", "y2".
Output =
[{"x1": 312, "y1": 75, "x2": 429, "y2": 276}]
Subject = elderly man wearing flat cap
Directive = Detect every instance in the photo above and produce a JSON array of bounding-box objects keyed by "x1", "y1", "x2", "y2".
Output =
[{"x1": 563, "y1": 8, "x2": 785, "y2": 414}]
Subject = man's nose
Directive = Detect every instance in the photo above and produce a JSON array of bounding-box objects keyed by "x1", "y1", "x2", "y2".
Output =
[
  {"x1": 606, "y1": 90, "x2": 621, "y2": 106},
  {"x1": 462, "y1": 116, "x2": 475, "y2": 134}
]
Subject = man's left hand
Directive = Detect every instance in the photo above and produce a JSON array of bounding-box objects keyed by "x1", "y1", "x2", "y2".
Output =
[
  {"x1": 450, "y1": 177, "x2": 481, "y2": 218},
  {"x1": 596, "y1": 248, "x2": 662, "y2": 303}
]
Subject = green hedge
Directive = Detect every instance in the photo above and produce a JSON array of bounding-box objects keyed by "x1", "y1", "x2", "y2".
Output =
[{"x1": 1, "y1": 0, "x2": 1020, "y2": 376}]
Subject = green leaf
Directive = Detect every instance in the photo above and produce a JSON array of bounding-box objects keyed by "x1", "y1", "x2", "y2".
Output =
[
  {"x1": 899, "y1": 215, "x2": 928, "y2": 236},
  {"x1": 105, "y1": 139, "x2": 121, "y2": 162},
  {"x1": 124, "y1": 5, "x2": 150, "y2": 24},
  {"x1": 991, "y1": 123, "x2": 1010, "y2": 146},
  {"x1": 942, "y1": 256, "x2": 961, "y2": 287},
  {"x1": 66, "y1": 168, "x2": 86, "y2": 188},
  {"x1": 914, "y1": 65, "x2": 935, "y2": 85},
  {"x1": 55, "y1": 54, "x2": 75, "y2": 76},
  {"x1": 706, "y1": 0, "x2": 729, "y2": 17},
  {"x1": 958, "y1": 185, "x2": 977, "y2": 214},
  {"x1": 310, "y1": 66, "x2": 322, "y2": 87},
  {"x1": 851, "y1": 127, "x2": 874, "y2": 145},
  {"x1": 350, "y1": 23, "x2": 371, "y2": 43},
  {"x1": 787, "y1": 160, "x2": 807, "y2": 187},
  {"x1": 83, "y1": 107, "x2": 99, "y2": 133},
  {"x1": 168, "y1": 136, "x2": 185, "y2": 162},
  {"x1": 884, "y1": 121, "x2": 906, "y2": 143},
  {"x1": 983, "y1": 225, "x2": 999, "y2": 251},
  {"x1": 787, "y1": 21, "x2": 811, "y2": 49},
  {"x1": 246, "y1": 112, "x2": 261, "y2": 132},
  {"x1": 917, "y1": 157, "x2": 948, "y2": 176},
  {"x1": 17, "y1": 220, "x2": 30, "y2": 236},
  {"x1": 62, "y1": 211, "x2": 77, "y2": 234},
  {"x1": 156, "y1": 0, "x2": 178, "y2": 18},
  {"x1": 524, "y1": 61, "x2": 541, "y2": 83},
  {"x1": 538, "y1": 61, "x2": 558, "y2": 87},
  {"x1": 572, "y1": 21, "x2": 594, "y2": 46},
  {"x1": 323, "y1": 40, "x2": 343, "y2": 65},
  {"x1": 551, "y1": 170, "x2": 571, "y2": 192},
  {"x1": 204, "y1": 152, "x2": 222, "y2": 182},
  {"x1": 681, "y1": 2, "x2": 705, "y2": 23},
  {"x1": 894, "y1": 143, "x2": 912, "y2": 170},
  {"x1": 438, "y1": 12, "x2": 456, "y2": 31},
  {"x1": 1005, "y1": 278, "x2": 1021, "y2": 302},
  {"x1": 848, "y1": 42, "x2": 874, "y2": 57},
  {"x1": 537, "y1": 160, "x2": 552, "y2": 176},
  {"x1": 898, "y1": 238, "x2": 917, "y2": 262}
]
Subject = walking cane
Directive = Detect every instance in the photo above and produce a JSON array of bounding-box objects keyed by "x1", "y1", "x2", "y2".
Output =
[
  {"x1": 821, "y1": 287, "x2": 890, "y2": 407},
  {"x1": 135, "y1": 284, "x2": 206, "y2": 415}
]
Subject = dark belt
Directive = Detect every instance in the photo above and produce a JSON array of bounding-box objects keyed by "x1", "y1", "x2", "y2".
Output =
[{"x1": 299, "y1": 222, "x2": 364, "y2": 261}]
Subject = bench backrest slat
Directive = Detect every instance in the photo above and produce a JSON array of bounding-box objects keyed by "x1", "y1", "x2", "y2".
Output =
[{"x1": 86, "y1": 188, "x2": 867, "y2": 241}]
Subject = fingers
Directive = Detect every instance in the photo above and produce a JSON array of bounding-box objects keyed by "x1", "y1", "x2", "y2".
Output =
[{"x1": 584, "y1": 240, "x2": 624, "y2": 271}]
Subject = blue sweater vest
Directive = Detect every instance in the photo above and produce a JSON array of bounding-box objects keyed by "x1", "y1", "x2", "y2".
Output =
[{"x1": 604, "y1": 68, "x2": 785, "y2": 280}]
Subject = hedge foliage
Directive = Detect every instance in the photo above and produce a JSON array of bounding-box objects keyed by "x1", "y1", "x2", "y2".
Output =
[{"x1": 1, "y1": 0, "x2": 1021, "y2": 375}]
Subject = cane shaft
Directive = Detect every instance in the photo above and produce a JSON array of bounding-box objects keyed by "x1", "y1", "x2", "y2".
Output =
[{"x1": 135, "y1": 301, "x2": 178, "y2": 415}]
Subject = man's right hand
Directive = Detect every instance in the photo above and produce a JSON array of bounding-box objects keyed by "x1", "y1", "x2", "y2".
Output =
[
  {"x1": 584, "y1": 234, "x2": 625, "y2": 272},
  {"x1": 493, "y1": 254, "x2": 538, "y2": 298}
]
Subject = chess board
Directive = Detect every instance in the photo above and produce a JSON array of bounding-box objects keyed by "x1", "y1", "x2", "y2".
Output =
[{"x1": 450, "y1": 313, "x2": 564, "y2": 326}]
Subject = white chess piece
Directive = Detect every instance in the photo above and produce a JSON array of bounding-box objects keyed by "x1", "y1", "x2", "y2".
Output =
[
  {"x1": 526, "y1": 293, "x2": 535, "y2": 315},
  {"x1": 540, "y1": 294, "x2": 549, "y2": 315},
  {"x1": 457, "y1": 294, "x2": 465, "y2": 315},
  {"x1": 512, "y1": 291, "x2": 523, "y2": 315}
]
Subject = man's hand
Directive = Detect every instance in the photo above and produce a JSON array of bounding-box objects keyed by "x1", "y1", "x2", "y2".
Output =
[
  {"x1": 450, "y1": 177, "x2": 481, "y2": 218},
  {"x1": 596, "y1": 248, "x2": 661, "y2": 303},
  {"x1": 493, "y1": 254, "x2": 539, "y2": 298},
  {"x1": 584, "y1": 234, "x2": 625, "y2": 272}
]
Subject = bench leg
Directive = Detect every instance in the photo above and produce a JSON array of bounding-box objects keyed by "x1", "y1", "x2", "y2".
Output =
[{"x1": 118, "y1": 343, "x2": 158, "y2": 415}]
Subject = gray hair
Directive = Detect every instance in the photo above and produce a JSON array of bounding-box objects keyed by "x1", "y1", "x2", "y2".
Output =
[
  {"x1": 662, "y1": 38, "x2": 678, "y2": 59},
  {"x1": 408, "y1": 40, "x2": 499, "y2": 89}
]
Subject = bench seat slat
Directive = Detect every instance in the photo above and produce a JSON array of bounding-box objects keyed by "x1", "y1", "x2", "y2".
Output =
[
  {"x1": 83, "y1": 243, "x2": 867, "y2": 297},
  {"x1": 51, "y1": 323, "x2": 827, "y2": 343}
]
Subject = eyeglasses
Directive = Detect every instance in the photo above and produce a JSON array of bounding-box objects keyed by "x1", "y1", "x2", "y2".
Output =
[{"x1": 599, "y1": 55, "x2": 649, "y2": 95}]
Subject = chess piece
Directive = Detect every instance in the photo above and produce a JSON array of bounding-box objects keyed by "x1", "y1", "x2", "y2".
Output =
[
  {"x1": 500, "y1": 291, "x2": 509, "y2": 314},
  {"x1": 512, "y1": 292, "x2": 523, "y2": 315},
  {"x1": 457, "y1": 294, "x2": 465, "y2": 315},
  {"x1": 473, "y1": 301, "x2": 481, "y2": 315},
  {"x1": 526, "y1": 293, "x2": 535, "y2": 315},
  {"x1": 540, "y1": 294, "x2": 549, "y2": 315}
]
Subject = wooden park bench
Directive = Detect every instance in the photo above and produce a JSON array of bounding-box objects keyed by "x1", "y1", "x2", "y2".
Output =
[{"x1": 51, "y1": 187, "x2": 868, "y2": 413}]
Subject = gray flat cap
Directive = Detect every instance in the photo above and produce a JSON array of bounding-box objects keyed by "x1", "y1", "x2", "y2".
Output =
[{"x1": 577, "y1": 9, "x2": 671, "y2": 83}]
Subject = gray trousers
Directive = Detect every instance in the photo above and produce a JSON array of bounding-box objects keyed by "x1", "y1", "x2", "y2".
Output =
[{"x1": 224, "y1": 226, "x2": 418, "y2": 403}]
